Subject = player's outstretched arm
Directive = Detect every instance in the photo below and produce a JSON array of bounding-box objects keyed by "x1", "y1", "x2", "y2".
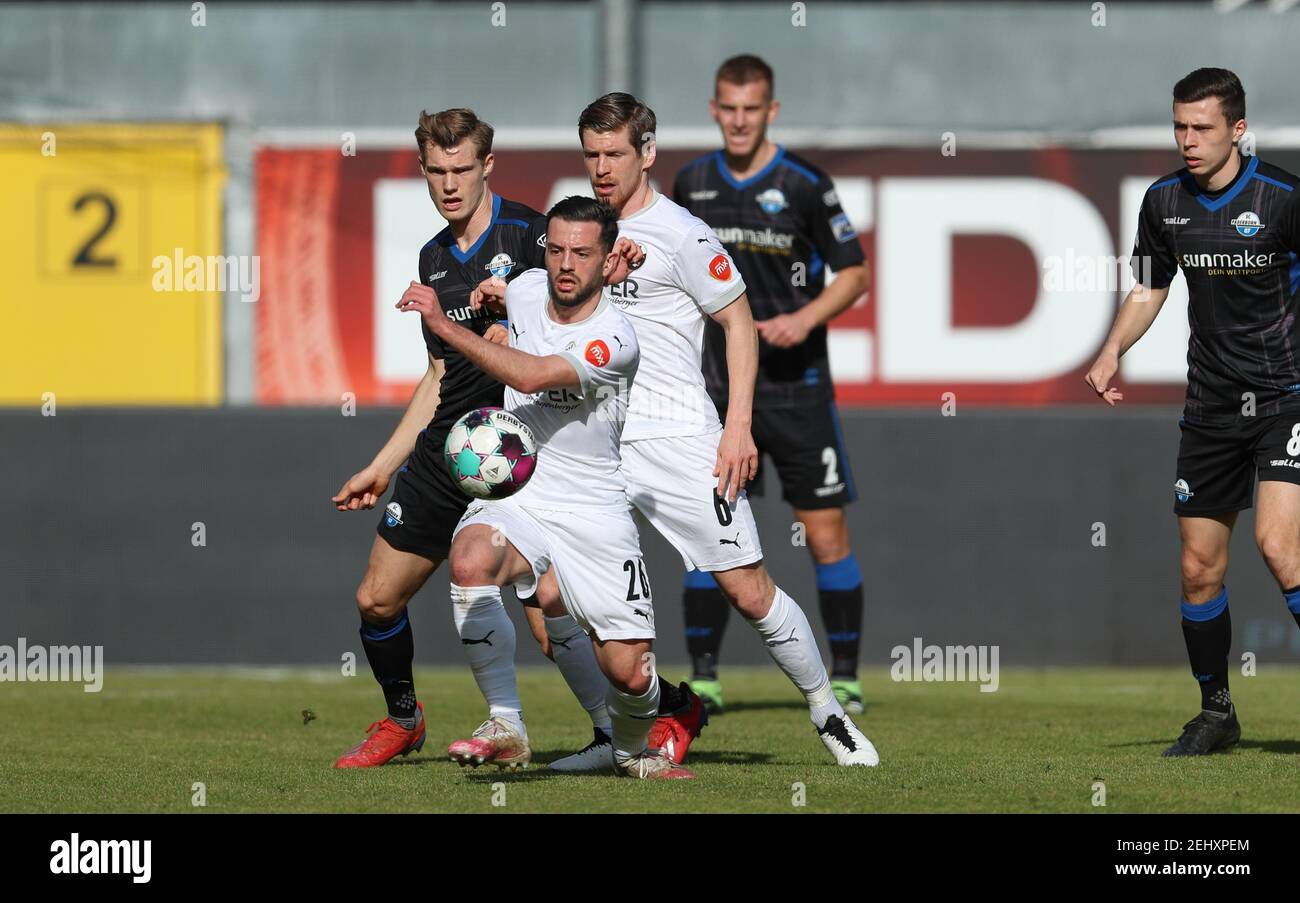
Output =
[
  {"x1": 709, "y1": 294, "x2": 761, "y2": 502},
  {"x1": 398, "y1": 281, "x2": 579, "y2": 394},
  {"x1": 332, "y1": 352, "x2": 444, "y2": 511},
  {"x1": 1084, "y1": 283, "x2": 1170, "y2": 406},
  {"x1": 756, "y1": 262, "x2": 869, "y2": 348}
]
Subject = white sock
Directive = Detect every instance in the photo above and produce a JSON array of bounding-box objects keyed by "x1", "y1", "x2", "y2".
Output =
[
  {"x1": 544, "y1": 614, "x2": 612, "y2": 734},
  {"x1": 451, "y1": 583, "x2": 525, "y2": 737},
  {"x1": 748, "y1": 586, "x2": 844, "y2": 730},
  {"x1": 606, "y1": 671, "x2": 661, "y2": 764}
]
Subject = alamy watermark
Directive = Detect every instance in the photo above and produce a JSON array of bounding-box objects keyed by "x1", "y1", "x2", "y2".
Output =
[
  {"x1": 0, "y1": 638, "x2": 103, "y2": 692},
  {"x1": 891, "y1": 637, "x2": 999, "y2": 692}
]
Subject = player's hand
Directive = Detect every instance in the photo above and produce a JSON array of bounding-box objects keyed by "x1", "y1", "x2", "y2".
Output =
[
  {"x1": 605, "y1": 237, "x2": 645, "y2": 286},
  {"x1": 469, "y1": 276, "x2": 508, "y2": 316},
  {"x1": 396, "y1": 281, "x2": 446, "y2": 330},
  {"x1": 714, "y1": 425, "x2": 759, "y2": 504},
  {"x1": 484, "y1": 323, "x2": 509, "y2": 346},
  {"x1": 1084, "y1": 351, "x2": 1124, "y2": 406},
  {"x1": 756, "y1": 312, "x2": 813, "y2": 349},
  {"x1": 332, "y1": 465, "x2": 391, "y2": 512}
]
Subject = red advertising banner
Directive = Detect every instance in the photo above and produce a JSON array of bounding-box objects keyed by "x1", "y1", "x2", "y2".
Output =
[{"x1": 255, "y1": 146, "x2": 1300, "y2": 407}]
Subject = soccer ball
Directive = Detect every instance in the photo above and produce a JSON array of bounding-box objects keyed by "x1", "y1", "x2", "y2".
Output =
[{"x1": 443, "y1": 407, "x2": 538, "y2": 499}]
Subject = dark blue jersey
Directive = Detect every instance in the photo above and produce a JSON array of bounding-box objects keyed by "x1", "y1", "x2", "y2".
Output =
[
  {"x1": 673, "y1": 146, "x2": 865, "y2": 405},
  {"x1": 417, "y1": 194, "x2": 546, "y2": 430},
  {"x1": 1133, "y1": 155, "x2": 1300, "y2": 424}
]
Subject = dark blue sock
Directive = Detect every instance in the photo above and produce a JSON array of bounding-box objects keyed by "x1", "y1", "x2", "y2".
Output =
[
  {"x1": 682, "y1": 569, "x2": 727, "y2": 680},
  {"x1": 1180, "y1": 588, "x2": 1231, "y2": 714},
  {"x1": 360, "y1": 611, "x2": 417, "y2": 722},
  {"x1": 1284, "y1": 585, "x2": 1300, "y2": 630},
  {"x1": 816, "y1": 554, "x2": 864, "y2": 680}
]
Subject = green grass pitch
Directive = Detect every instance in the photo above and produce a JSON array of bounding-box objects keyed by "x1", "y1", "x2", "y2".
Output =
[{"x1": 3, "y1": 666, "x2": 1298, "y2": 813}]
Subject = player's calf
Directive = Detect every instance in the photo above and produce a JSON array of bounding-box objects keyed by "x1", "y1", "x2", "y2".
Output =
[{"x1": 598, "y1": 640, "x2": 694, "y2": 778}]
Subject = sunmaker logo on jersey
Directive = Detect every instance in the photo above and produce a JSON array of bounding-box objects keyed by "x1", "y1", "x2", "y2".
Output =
[
  {"x1": 1231, "y1": 211, "x2": 1265, "y2": 237},
  {"x1": 712, "y1": 226, "x2": 795, "y2": 251},
  {"x1": 485, "y1": 253, "x2": 515, "y2": 278},
  {"x1": 445, "y1": 305, "x2": 493, "y2": 323},
  {"x1": 1178, "y1": 251, "x2": 1275, "y2": 270}
]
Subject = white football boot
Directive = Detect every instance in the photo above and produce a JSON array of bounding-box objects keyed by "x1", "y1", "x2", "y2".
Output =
[
  {"x1": 817, "y1": 714, "x2": 880, "y2": 766},
  {"x1": 447, "y1": 716, "x2": 531, "y2": 770},
  {"x1": 615, "y1": 748, "x2": 696, "y2": 780}
]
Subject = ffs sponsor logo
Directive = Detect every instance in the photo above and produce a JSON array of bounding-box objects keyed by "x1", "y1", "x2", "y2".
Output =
[
  {"x1": 830, "y1": 212, "x2": 856, "y2": 243},
  {"x1": 486, "y1": 252, "x2": 515, "y2": 278},
  {"x1": 1231, "y1": 211, "x2": 1264, "y2": 237},
  {"x1": 50, "y1": 834, "x2": 151, "y2": 884},
  {"x1": 708, "y1": 254, "x2": 733, "y2": 281},
  {"x1": 585, "y1": 339, "x2": 611, "y2": 368},
  {"x1": 1174, "y1": 479, "x2": 1193, "y2": 503},
  {"x1": 385, "y1": 502, "x2": 403, "y2": 527},
  {"x1": 756, "y1": 187, "x2": 788, "y2": 214}
]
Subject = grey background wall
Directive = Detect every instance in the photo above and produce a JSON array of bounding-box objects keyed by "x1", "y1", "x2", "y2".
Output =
[{"x1": 6, "y1": 409, "x2": 1300, "y2": 667}]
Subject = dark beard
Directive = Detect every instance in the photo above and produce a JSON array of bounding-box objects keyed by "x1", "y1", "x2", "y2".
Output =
[{"x1": 547, "y1": 271, "x2": 603, "y2": 309}]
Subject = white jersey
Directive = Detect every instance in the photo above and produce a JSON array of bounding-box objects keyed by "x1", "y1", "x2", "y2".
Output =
[
  {"x1": 606, "y1": 192, "x2": 746, "y2": 441},
  {"x1": 501, "y1": 268, "x2": 639, "y2": 511}
]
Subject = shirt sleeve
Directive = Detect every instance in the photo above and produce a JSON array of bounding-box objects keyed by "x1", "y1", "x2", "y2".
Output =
[
  {"x1": 557, "y1": 323, "x2": 639, "y2": 397},
  {"x1": 1131, "y1": 189, "x2": 1178, "y2": 289},
  {"x1": 671, "y1": 221, "x2": 747, "y2": 315},
  {"x1": 671, "y1": 167, "x2": 688, "y2": 207},
  {"x1": 418, "y1": 250, "x2": 447, "y2": 358},
  {"x1": 523, "y1": 215, "x2": 548, "y2": 270},
  {"x1": 804, "y1": 171, "x2": 867, "y2": 271},
  {"x1": 1275, "y1": 186, "x2": 1300, "y2": 256}
]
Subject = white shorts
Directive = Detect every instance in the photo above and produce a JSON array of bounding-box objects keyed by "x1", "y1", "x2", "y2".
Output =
[
  {"x1": 451, "y1": 497, "x2": 656, "y2": 641},
  {"x1": 621, "y1": 431, "x2": 764, "y2": 572}
]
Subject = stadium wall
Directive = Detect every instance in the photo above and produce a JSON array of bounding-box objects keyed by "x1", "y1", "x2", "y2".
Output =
[{"x1": 6, "y1": 409, "x2": 1300, "y2": 669}]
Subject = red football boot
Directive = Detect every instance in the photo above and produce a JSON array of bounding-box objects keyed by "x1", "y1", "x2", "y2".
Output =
[
  {"x1": 334, "y1": 702, "x2": 426, "y2": 768},
  {"x1": 648, "y1": 682, "x2": 708, "y2": 765}
]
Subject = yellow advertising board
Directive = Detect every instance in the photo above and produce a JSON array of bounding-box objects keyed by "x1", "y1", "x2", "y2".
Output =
[{"x1": 0, "y1": 123, "x2": 225, "y2": 405}]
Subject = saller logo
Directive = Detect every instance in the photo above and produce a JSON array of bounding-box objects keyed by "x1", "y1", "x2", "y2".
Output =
[
  {"x1": 585, "y1": 340, "x2": 610, "y2": 368},
  {"x1": 708, "y1": 254, "x2": 732, "y2": 281}
]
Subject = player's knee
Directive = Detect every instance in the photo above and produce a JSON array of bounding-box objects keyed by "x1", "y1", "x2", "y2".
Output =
[
  {"x1": 356, "y1": 584, "x2": 403, "y2": 623},
  {"x1": 805, "y1": 519, "x2": 851, "y2": 563},
  {"x1": 723, "y1": 570, "x2": 775, "y2": 619},
  {"x1": 448, "y1": 546, "x2": 494, "y2": 587},
  {"x1": 535, "y1": 578, "x2": 565, "y2": 618},
  {"x1": 1254, "y1": 526, "x2": 1298, "y2": 578},
  {"x1": 1180, "y1": 546, "x2": 1225, "y2": 597},
  {"x1": 609, "y1": 668, "x2": 652, "y2": 697}
]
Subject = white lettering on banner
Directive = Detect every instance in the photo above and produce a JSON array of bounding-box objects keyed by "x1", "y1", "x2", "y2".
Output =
[
  {"x1": 877, "y1": 178, "x2": 1113, "y2": 381},
  {"x1": 1118, "y1": 178, "x2": 1190, "y2": 384},
  {"x1": 365, "y1": 172, "x2": 1183, "y2": 394}
]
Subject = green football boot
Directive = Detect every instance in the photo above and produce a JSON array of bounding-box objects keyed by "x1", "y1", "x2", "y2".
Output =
[
  {"x1": 832, "y1": 679, "x2": 865, "y2": 714},
  {"x1": 688, "y1": 678, "x2": 724, "y2": 715}
]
